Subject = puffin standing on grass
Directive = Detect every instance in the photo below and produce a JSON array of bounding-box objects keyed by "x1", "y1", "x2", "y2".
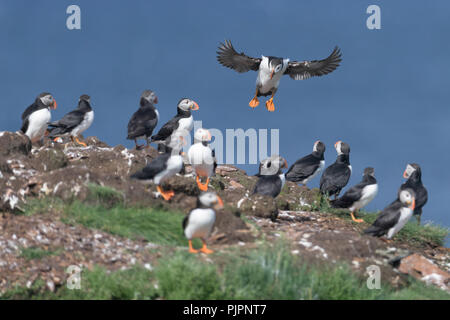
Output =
[
  {"x1": 20, "y1": 92, "x2": 57, "y2": 143},
  {"x1": 188, "y1": 128, "x2": 217, "y2": 191},
  {"x1": 151, "y1": 98, "x2": 199, "y2": 153},
  {"x1": 47, "y1": 94, "x2": 94, "y2": 147},
  {"x1": 253, "y1": 155, "x2": 288, "y2": 198},
  {"x1": 320, "y1": 141, "x2": 352, "y2": 199},
  {"x1": 364, "y1": 189, "x2": 416, "y2": 240},
  {"x1": 398, "y1": 163, "x2": 428, "y2": 224},
  {"x1": 183, "y1": 192, "x2": 223, "y2": 254},
  {"x1": 130, "y1": 137, "x2": 184, "y2": 201},
  {"x1": 127, "y1": 90, "x2": 159, "y2": 150},
  {"x1": 285, "y1": 140, "x2": 326, "y2": 186},
  {"x1": 216, "y1": 40, "x2": 342, "y2": 112},
  {"x1": 330, "y1": 167, "x2": 378, "y2": 223}
]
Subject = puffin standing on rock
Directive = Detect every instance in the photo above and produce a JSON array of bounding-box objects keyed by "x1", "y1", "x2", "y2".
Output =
[
  {"x1": 364, "y1": 189, "x2": 416, "y2": 240},
  {"x1": 398, "y1": 163, "x2": 428, "y2": 224},
  {"x1": 320, "y1": 141, "x2": 352, "y2": 199},
  {"x1": 331, "y1": 167, "x2": 378, "y2": 223},
  {"x1": 253, "y1": 155, "x2": 288, "y2": 198},
  {"x1": 183, "y1": 192, "x2": 223, "y2": 254},
  {"x1": 130, "y1": 138, "x2": 184, "y2": 201},
  {"x1": 151, "y1": 98, "x2": 199, "y2": 153},
  {"x1": 20, "y1": 92, "x2": 57, "y2": 143},
  {"x1": 188, "y1": 128, "x2": 217, "y2": 191},
  {"x1": 285, "y1": 140, "x2": 326, "y2": 186},
  {"x1": 47, "y1": 94, "x2": 94, "y2": 147},
  {"x1": 127, "y1": 90, "x2": 159, "y2": 150},
  {"x1": 216, "y1": 40, "x2": 342, "y2": 112}
]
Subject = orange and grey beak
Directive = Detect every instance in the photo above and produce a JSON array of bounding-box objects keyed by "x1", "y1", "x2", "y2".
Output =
[
  {"x1": 190, "y1": 101, "x2": 199, "y2": 110},
  {"x1": 205, "y1": 130, "x2": 212, "y2": 141},
  {"x1": 334, "y1": 141, "x2": 341, "y2": 149},
  {"x1": 270, "y1": 69, "x2": 275, "y2": 80},
  {"x1": 283, "y1": 159, "x2": 288, "y2": 169},
  {"x1": 52, "y1": 100, "x2": 57, "y2": 110},
  {"x1": 215, "y1": 196, "x2": 224, "y2": 209},
  {"x1": 410, "y1": 198, "x2": 416, "y2": 210},
  {"x1": 403, "y1": 170, "x2": 409, "y2": 179}
]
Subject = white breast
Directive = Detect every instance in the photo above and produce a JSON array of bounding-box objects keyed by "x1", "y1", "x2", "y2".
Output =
[
  {"x1": 184, "y1": 208, "x2": 216, "y2": 240},
  {"x1": 350, "y1": 183, "x2": 378, "y2": 211},
  {"x1": 26, "y1": 108, "x2": 51, "y2": 143},
  {"x1": 387, "y1": 207, "x2": 413, "y2": 239},
  {"x1": 256, "y1": 56, "x2": 289, "y2": 95},
  {"x1": 154, "y1": 155, "x2": 183, "y2": 185},
  {"x1": 188, "y1": 143, "x2": 215, "y2": 177},
  {"x1": 72, "y1": 111, "x2": 94, "y2": 136},
  {"x1": 279, "y1": 173, "x2": 286, "y2": 189},
  {"x1": 177, "y1": 115, "x2": 194, "y2": 135}
]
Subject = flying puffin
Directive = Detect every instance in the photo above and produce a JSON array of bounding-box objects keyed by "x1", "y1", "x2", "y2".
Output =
[
  {"x1": 397, "y1": 163, "x2": 428, "y2": 224},
  {"x1": 253, "y1": 155, "x2": 288, "y2": 198},
  {"x1": 20, "y1": 92, "x2": 57, "y2": 143},
  {"x1": 331, "y1": 167, "x2": 378, "y2": 223},
  {"x1": 216, "y1": 40, "x2": 342, "y2": 112},
  {"x1": 285, "y1": 140, "x2": 326, "y2": 186},
  {"x1": 130, "y1": 138, "x2": 184, "y2": 201},
  {"x1": 151, "y1": 98, "x2": 199, "y2": 153},
  {"x1": 188, "y1": 128, "x2": 217, "y2": 191},
  {"x1": 183, "y1": 192, "x2": 223, "y2": 254},
  {"x1": 320, "y1": 141, "x2": 352, "y2": 199},
  {"x1": 47, "y1": 94, "x2": 94, "y2": 147},
  {"x1": 127, "y1": 90, "x2": 159, "y2": 150},
  {"x1": 364, "y1": 189, "x2": 416, "y2": 240}
]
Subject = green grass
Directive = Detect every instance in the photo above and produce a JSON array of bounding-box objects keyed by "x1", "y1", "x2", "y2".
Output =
[
  {"x1": 20, "y1": 247, "x2": 62, "y2": 261},
  {"x1": 62, "y1": 201, "x2": 189, "y2": 246},
  {"x1": 85, "y1": 183, "x2": 125, "y2": 208},
  {"x1": 3, "y1": 242, "x2": 449, "y2": 300}
]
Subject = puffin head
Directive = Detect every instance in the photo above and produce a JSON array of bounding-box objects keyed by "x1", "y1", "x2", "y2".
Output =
[
  {"x1": 363, "y1": 167, "x2": 375, "y2": 177},
  {"x1": 198, "y1": 192, "x2": 224, "y2": 210},
  {"x1": 268, "y1": 57, "x2": 285, "y2": 80},
  {"x1": 194, "y1": 128, "x2": 212, "y2": 143},
  {"x1": 79, "y1": 94, "x2": 91, "y2": 103},
  {"x1": 38, "y1": 92, "x2": 57, "y2": 110},
  {"x1": 334, "y1": 140, "x2": 350, "y2": 155},
  {"x1": 259, "y1": 155, "x2": 288, "y2": 176},
  {"x1": 399, "y1": 188, "x2": 416, "y2": 210},
  {"x1": 141, "y1": 90, "x2": 158, "y2": 105},
  {"x1": 313, "y1": 140, "x2": 326, "y2": 155},
  {"x1": 178, "y1": 98, "x2": 199, "y2": 112},
  {"x1": 403, "y1": 163, "x2": 421, "y2": 179}
]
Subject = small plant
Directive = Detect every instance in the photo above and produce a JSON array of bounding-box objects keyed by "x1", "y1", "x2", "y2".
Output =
[
  {"x1": 86, "y1": 183, "x2": 125, "y2": 208},
  {"x1": 20, "y1": 247, "x2": 62, "y2": 261}
]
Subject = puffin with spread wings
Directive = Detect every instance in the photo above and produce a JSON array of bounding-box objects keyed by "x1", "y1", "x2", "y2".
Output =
[{"x1": 216, "y1": 40, "x2": 342, "y2": 112}]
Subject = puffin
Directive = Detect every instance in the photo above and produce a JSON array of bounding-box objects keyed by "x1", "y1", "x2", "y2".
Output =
[
  {"x1": 364, "y1": 188, "x2": 416, "y2": 240},
  {"x1": 130, "y1": 138, "x2": 184, "y2": 201},
  {"x1": 127, "y1": 90, "x2": 159, "y2": 150},
  {"x1": 216, "y1": 40, "x2": 342, "y2": 112},
  {"x1": 151, "y1": 98, "x2": 199, "y2": 153},
  {"x1": 188, "y1": 128, "x2": 217, "y2": 191},
  {"x1": 285, "y1": 140, "x2": 326, "y2": 186},
  {"x1": 20, "y1": 92, "x2": 57, "y2": 143},
  {"x1": 330, "y1": 167, "x2": 378, "y2": 223},
  {"x1": 253, "y1": 155, "x2": 288, "y2": 198},
  {"x1": 320, "y1": 141, "x2": 352, "y2": 199},
  {"x1": 47, "y1": 94, "x2": 94, "y2": 147},
  {"x1": 398, "y1": 163, "x2": 428, "y2": 224},
  {"x1": 183, "y1": 192, "x2": 223, "y2": 254}
]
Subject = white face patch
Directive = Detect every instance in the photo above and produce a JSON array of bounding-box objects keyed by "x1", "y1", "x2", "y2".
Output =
[
  {"x1": 199, "y1": 192, "x2": 218, "y2": 207},
  {"x1": 399, "y1": 190, "x2": 413, "y2": 205},
  {"x1": 335, "y1": 141, "x2": 343, "y2": 155},
  {"x1": 40, "y1": 95, "x2": 53, "y2": 106},
  {"x1": 313, "y1": 141, "x2": 319, "y2": 152},
  {"x1": 404, "y1": 164, "x2": 416, "y2": 178}
]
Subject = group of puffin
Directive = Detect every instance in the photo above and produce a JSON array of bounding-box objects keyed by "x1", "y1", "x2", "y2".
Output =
[{"x1": 15, "y1": 40, "x2": 428, "y2": 253}]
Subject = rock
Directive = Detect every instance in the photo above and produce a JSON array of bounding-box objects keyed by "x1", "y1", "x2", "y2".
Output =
[
  {"x1": 229, "y1": 180, "x2": 244, "y2": 189},
  {"x1": 32, "y1": 148, "x2": 68, "y2": 172},
  {"x1": 0, "y1": 132, "x2": 31, "y2": 157},
  {"x1": 237, "y1": 194, "x2": 278, "y2": 221},
  {"x1": 398, "y1": 253, "x2": 450, "y2": 291}
]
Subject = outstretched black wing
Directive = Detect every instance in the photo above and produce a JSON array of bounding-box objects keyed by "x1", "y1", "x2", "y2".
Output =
[
  {"x1": 285, "y1": 46, "x2": 342, "y2": 80},
  {"x1": 217, "y1": 40, "x2": 261, "y2": 73}
]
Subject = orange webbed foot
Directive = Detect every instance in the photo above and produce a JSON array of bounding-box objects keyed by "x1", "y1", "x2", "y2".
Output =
[
  {"x1": 157, "y1": 186, "x2": 175, "y2": 201},
  {"x1": 196, "y1": 176, "x2": 209, "y2": 192},
  {"x1": 265, "y1": 98, "x2": 275, "y2": 112},
  {"x1": 188, "y1": 240, "x2": 199, "y2": 253},
  {"x1": 200, "y1": 240, "x2": 214, "y2": 254},
  {"x1": 351, "y1": 212, "x2": 364, "y2": 223},
  {"x1": 74, "y1": 137, "x2": 87, "y2": 147},
  {"x1": 249, "y1": 97, "x2": 259, "y2": 108}
]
